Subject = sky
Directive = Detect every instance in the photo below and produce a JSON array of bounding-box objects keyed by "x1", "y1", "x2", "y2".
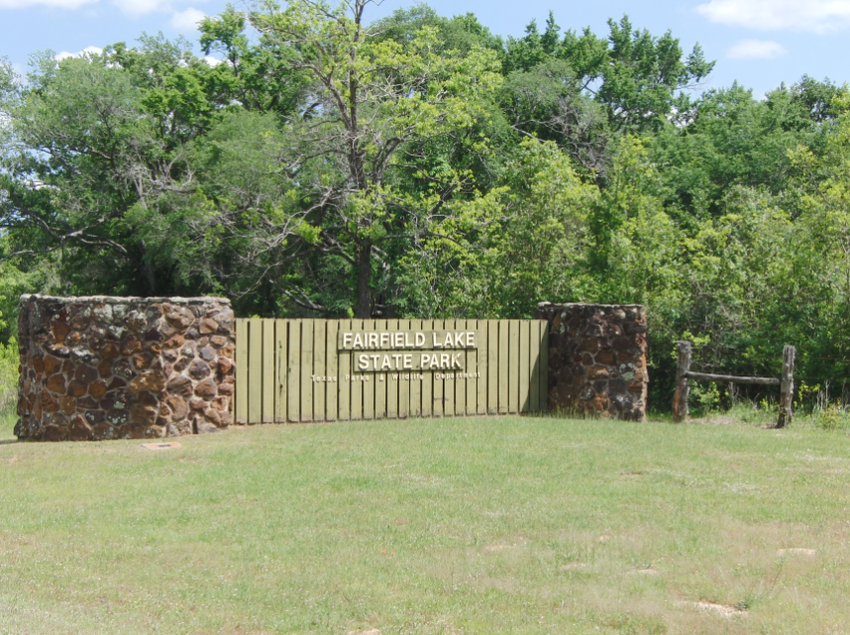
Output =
[{"x1": 1, "y1": 0, "x2": 850, "y2": 98}]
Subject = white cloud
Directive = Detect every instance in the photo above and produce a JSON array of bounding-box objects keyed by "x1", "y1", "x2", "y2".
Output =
[
  {"x1": 0, "y1": 0, "x2": 96, "y2": 9},
  {"x1": 203, "y1": 56, "x2": 223, "y2": 67},
  {"x1": 111, "y1": 0, "x2": 169, "y2": 17},
  {"x1": 695, "y1": 0, "x2": 850, "y2": 32},
  {"x1": 170, "y1": 6, "x2": 205, "y2": 32},
  {"x1": 726, "y1": 39, "x2": 787, "y2": 59},
  {"x1": 54, "y1": 45, "x2": 103, "y2": 61}
]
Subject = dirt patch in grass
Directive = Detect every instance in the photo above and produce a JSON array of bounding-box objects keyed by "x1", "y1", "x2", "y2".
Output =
[{"x1": 694, "y1": 601, "x2": 748, "y2": 618}]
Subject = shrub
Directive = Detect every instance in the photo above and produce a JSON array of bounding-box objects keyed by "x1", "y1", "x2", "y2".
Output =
[
  {"x1": 0, "y1": 338, "x2": 18, "y2": 413},
  {"x1": 813, "y1": 403, "x2": 850, "y2": 431}
]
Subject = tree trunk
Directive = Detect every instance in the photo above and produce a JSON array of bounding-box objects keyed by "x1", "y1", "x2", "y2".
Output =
[{"x1": 354, "y1": 238, "x2": 372, "y2": 318}]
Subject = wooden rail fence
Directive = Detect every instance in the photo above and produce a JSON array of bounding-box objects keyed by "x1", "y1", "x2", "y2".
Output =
[
  {"x1": 672, "y1": 341, "x2": 796, "y2": 427},
  {"x1": 234, "y1": 319, "x2": 549, "y2": 423}
]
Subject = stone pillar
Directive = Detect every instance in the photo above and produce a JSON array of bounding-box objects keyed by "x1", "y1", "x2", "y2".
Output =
[
  {"x1": 536, "y1": 302, "x2": 648, "y2": 421},
  {"x1": 16, "y1": 295, "x2": 235, "y2": 441}
]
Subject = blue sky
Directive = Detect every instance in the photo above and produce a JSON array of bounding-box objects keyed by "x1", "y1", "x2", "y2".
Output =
[{"x1": 2, "y1": 0, "x2": 849, "y2": 98}]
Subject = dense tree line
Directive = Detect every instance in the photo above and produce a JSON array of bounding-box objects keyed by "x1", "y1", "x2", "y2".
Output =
[{"x1": 1, "y1": 0, "x2": 849, "y2": 411}]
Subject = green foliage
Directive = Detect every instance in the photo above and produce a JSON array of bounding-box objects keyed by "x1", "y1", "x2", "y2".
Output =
[
  {"x1": 397, "y1": 137, "x2": 596, "y2": 318},
  {"x1": 504, "y1": 14, "x2": 714, "y2": 132},
  {"x1": 813, "y1": 403, "x2": 850, "y2": 431},
  {"x1": 0, "y1": 337, "x2": 18, "y2": 414}
]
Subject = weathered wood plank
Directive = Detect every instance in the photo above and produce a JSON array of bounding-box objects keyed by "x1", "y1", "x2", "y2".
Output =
[
  {"x1": 476, "y1": 320, "x2": 487, "y2": 415},
  {"x1": 443, "y1": 320, "x2": 456, "y2": 415},
  {"x1": 672, "y1": 340, "x2": 691, "y2": 423},
  {"x1": 487, "y1": 320, "x2": 498, "y2": 414},
  {"x1": 385, "y1": 319, "x2": 399, "y2": 419},
  {"x1": 397, "y1": 319, "x2": 410, "y2": 419},
  {"x1": 498, "y1": 320, "x2": 509, "y2": 414},
  {"x1": 287, "y1": 320, "x2": 301, "y2": 422},
  {"x1": 466, "y1": 320, "x2": 477, "y2": 415},
  {"x1": 685, "y1": 371, "x2": 780, "y2": 385},
  {"x1": 275, "y1": 320, "x2": 288, "y2": 422},
  {"x1": 508, "y1": 320, "x2": 520, "y2": 413},
  {"x1": 540, "y1": 320, "x2": 549, "y2": 413},
  {"x1": 350, "y1": 320, "x2": 364, "y2": 420},
  {"x1": 300, "y1": 320, "x2": 314, "y2": 422},
  {"x1": 325, "y1": 320, "x2": 338, "y2": 421},
  {"x1": 262, "y1": 319, "x2": 275, "y2": 423},
  {"x1": 248, "y1": 317, "x2": 263, "y2": 424},
  {"x1": 235, "y1": 318, "x2": 249, "y2": 424},
  {"x1": 529, "y1": 320, "x2": 541, "y2": 412},
  {"x1": 431, "y1": 320, "x2": 443, "y2": 416},
  {"x1": 519, "y1": 320, "x2": 531, "y2": 413},
  {"x1": 453, "y1": 319, "x2": 464, "y2": 416},
  {"x1": 337, "y1": 319, "x2": 351, "y2": 421},
  {"x1": 312, "y1": 320, "x2": 326, "y2": 421},
  {"x1": 777, "y1": 344, "x2": 796, "y2": 428},
  {"x1": 362, "y1": 320, "x2": 375, "y2": 420},
  {"x1": 409, "y1": 319, "x2": 423, "y2": 417}
]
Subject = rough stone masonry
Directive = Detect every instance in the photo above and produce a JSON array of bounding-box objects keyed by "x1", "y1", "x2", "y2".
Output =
[
  {"x1": 536, "y1": 302, "x2": 648, "y2": 421},
  {"x1": 16, "y1": 295, "x2": 235, "y2": 441}
]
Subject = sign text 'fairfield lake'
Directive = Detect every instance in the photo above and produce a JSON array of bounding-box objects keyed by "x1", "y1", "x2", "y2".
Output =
[{"x1": 338, "y1": 329, "x2": 477, "y2": 373}]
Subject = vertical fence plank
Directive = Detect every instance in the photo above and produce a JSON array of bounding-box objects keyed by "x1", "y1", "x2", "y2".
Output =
[
  {"x1": 312, "y1": 320, "x2": 326, "y2": 422},
  {"x1": 262, "y1": 319, "x2": 275, "y2": 423},
  {"x1": 275, "y1": 320, "x2": 288, "y2": 422},
  {"x1": 300, "y1": 320, "x2": 314, "y2": 422},
  {"x1": 519, "y1": 320, "x2": 531, "y2": 413},
  {"x1": 372, "y1": 319, "x2": 385, "y2": 419},
  {"x1": 248, "y1": 318, "x2": 263, "y2": 424},
  {"x1": 410, "y1": 319, "x2": 423, "y2": 417},
  {"x1": 371, "y1": 319, "x2": 384, "y2": 419},
  {"x1": 235, "y1": 319, "x2": 248, "y2": 424},
  {"x1": 362, "y1": 320, "x2": 375, "y2": 420},
  {"x1": 337, "y1": 319, "x2": 351, "y2": 421},
  {"x1": 325, "y1": 320, "x2": 338, "y2": 421},
  {"x1": 508, "y1": 320, "x2": 520, "y2": 413},
  {"x1": 432, "y1": 320, "x2": 444, "y2": 416},
  {"x1": 398, "y1": 319, "x2": 410, "y2": 419},
  {"x1": 466, "y1": 320, "x2": 478, "y2": 415},
  {"x1": 672, "y1": 340, "x2": 691, "y2": 423},
  {"x1": 498, "y1": 321, "x2": 509, "y2": 414},
  {"x1": 540, "y1": 320, "x2": 548, "y2": 412},
  {"x1": 422, "y1": 320, "x2": 434, "y2": 416},
  {"x1": 349, "y1": 320, "x2": 363, "y2": 420},
  {"x1": 529, "y1": 320, "x2": 541, "y2": 413},
  {"x1": 287, "y1": 320, "x2": 301, "y2": 422},
  {"x1": 540, "y1": 320, "x2": 549, "y2": 413},
  {"x1": 385, "y1": 319, "x2": 399, "y2": 419},
  {"x1": 487, "y1": 320, "x2": 498, "y2": 414},
  {"x1": 476, "y1": 320, "x2": 488, "y2": 415},
  {"x1": 444, "y1": 320, "x2": 456, "y2": 416},
  {"x1": 454, "y1": 319, "x2": 466, "y2": 417}
]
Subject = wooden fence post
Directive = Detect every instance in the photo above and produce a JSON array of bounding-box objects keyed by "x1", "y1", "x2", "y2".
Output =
[
  {"x1": 777, "y1": 344, "x2": 796, "y2": 428},
  {"x1": 672, "y1": 340, "x2": 691, "y2": 423}
]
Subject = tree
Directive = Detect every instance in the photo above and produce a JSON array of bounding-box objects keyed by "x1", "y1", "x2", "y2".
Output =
[
  {"x1": 240, "y1": 0, "x2": 503, "y2": 317},
  {"x1": 503, "y1": 14, "x2": 714, "y2": 134},
  {"x1": 397, "y1": 138, "x2": 597, "y2": 318}
]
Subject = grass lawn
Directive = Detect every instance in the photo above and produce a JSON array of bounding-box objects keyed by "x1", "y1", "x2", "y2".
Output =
[{"x1": 1, "y1": 414, "x2": 849, "y2": 634}]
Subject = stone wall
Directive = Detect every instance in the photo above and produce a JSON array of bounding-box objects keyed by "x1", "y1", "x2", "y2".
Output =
[
  {"x1": 16, "y1": 295, "x2": 235, "y2": 441},
  {"x1": 536, "y1": 302, "x2": 648, "y2": 421}
]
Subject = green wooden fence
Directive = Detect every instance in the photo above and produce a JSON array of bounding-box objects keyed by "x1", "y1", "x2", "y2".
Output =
[{"x1": 234, "y1": 319, "x2": 548, "y2": 423}]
